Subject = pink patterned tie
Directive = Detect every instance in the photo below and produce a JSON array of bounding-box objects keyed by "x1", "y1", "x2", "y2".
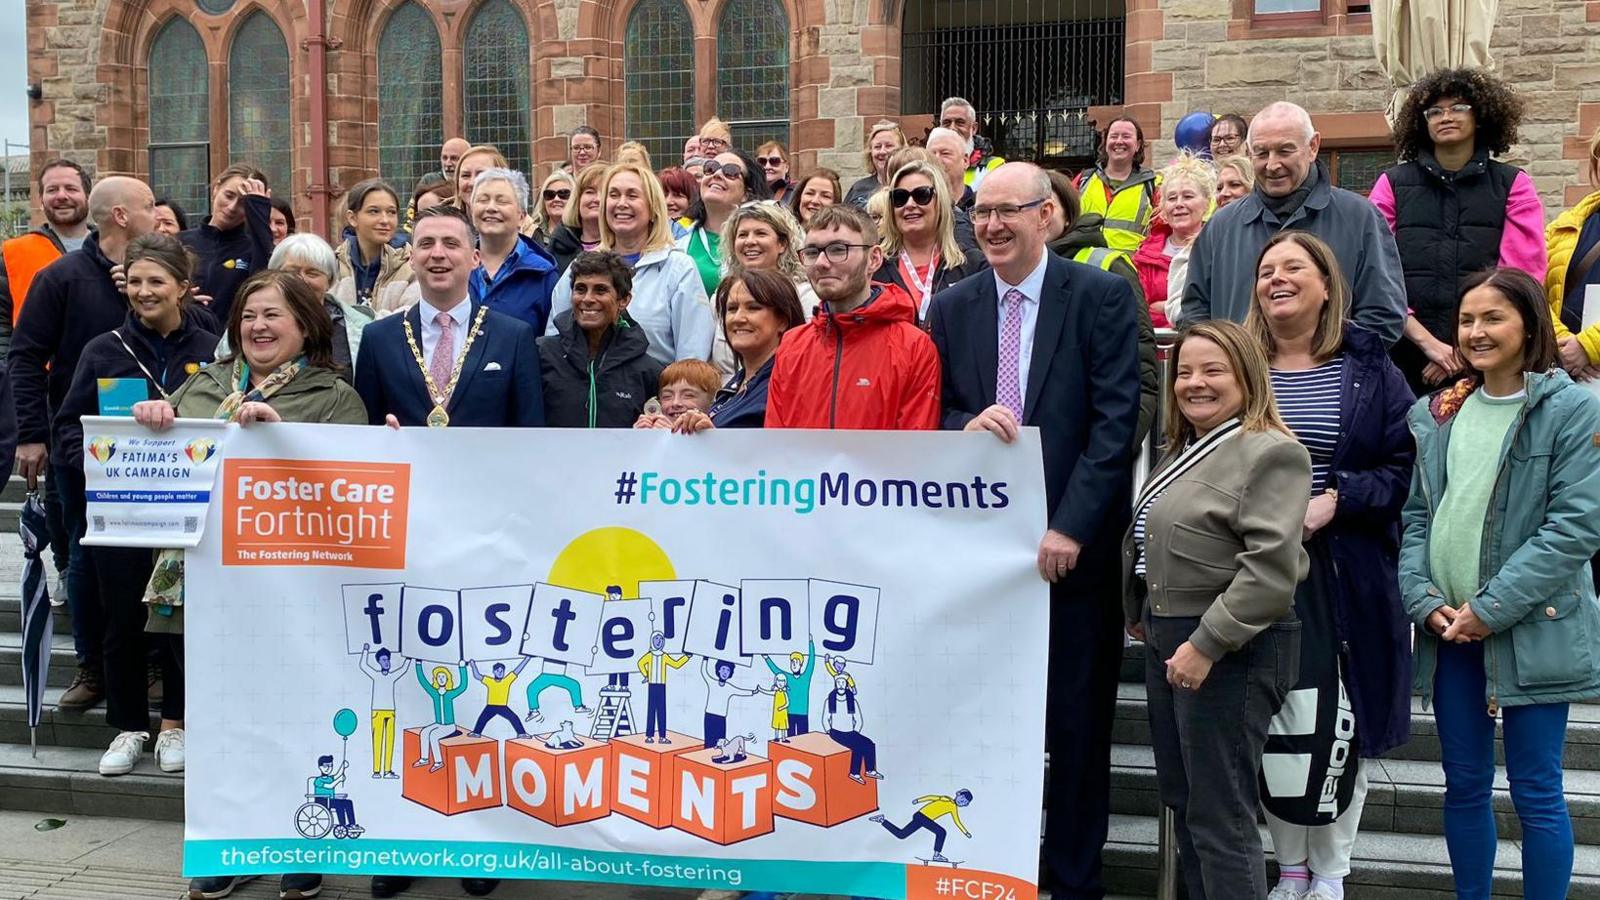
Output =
[
  {"x1": 430, "y1": 312, "x2": 455, "y2": 399},
  {"x1": 997, "y1": 288, "x2": 1024, "y2": 419}
]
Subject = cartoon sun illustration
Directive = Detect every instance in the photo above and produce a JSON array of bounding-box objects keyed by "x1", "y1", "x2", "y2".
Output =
[
  {"x1": 86, "y1": 436, "x2": 116, "y2": 464},
  {"x1": 185, "y1": 438, "x2": 217, "y2": 465},
  {"x1": 546, "y1": 527, "x2": 675, "y2": 596}
]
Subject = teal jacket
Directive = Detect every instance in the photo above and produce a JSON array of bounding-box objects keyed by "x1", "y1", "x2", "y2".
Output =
[
  {"x1": 766, "y1": 639, "x2": 816, "y2": 716},
  {"x1": 1400, "y1": 370, "x2": 1600, "y2": 709},
  {"x1": 416, "y1": 664, "x2": 469, "y2": 726}
]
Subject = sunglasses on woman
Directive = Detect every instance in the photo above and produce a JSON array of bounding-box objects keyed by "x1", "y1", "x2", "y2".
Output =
[
  {"x1": 708, "y1": 163, "x2": 745, "y2": 180},
  {"x1": 543, "y1": 189, "x2": 571, "y2": 201},
  {"x1": 756, "y1": 156, "x2": 785, "y2": 168},
  {"x1": 890, "y1": 186, "x2": 937, "y2": 208}
]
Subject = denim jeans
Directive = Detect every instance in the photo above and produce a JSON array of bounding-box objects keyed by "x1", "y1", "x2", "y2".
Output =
[
  {"x1": 1433, "y1": 639, "x2": 1573, "y2": 900},
  {"x1": 51, "y1": 463, "x2": 101, "y2": 671},
  {"x1": 1144, "y1": 613, "x2": 1300, "y2": 900}
]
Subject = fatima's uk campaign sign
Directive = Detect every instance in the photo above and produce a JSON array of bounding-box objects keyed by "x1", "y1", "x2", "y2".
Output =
[{"x1": 183, "y1": 424, "x2": 1049, "y2": 899}]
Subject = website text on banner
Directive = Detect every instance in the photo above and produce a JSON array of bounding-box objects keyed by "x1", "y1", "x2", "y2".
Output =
[
  {"x1": 182, "y1": 424, "x2": 1050, "y2": 900},
  {"x1": 79, "y1": 415, "x2": 227, "y2": 548}
]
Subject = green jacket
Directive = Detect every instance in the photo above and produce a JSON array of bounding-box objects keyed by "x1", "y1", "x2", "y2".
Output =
[
  {"x1": 417, "y1": 664, "x2": 470, "y2": 726},
  {"x1": 1401, "y1": 370, "x2": 1600, "y2": 709},
  {"x1": 170, "y1": 360, "x2": 368, "y2": 425}
]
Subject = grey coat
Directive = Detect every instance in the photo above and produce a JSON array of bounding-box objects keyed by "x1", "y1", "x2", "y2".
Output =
[{"x1": 1179, "y1": 171, "x2": 1407, "y2": 348}]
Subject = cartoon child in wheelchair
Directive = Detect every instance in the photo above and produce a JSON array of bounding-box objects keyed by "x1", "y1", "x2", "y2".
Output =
[{"x1": 294, "y1": 754, "x2": 365, "y2": 839}]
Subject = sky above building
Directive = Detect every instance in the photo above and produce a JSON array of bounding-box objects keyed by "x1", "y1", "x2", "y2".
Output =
[{"x1": 3, "y1": 5, "x2": 29, "y2": 148}]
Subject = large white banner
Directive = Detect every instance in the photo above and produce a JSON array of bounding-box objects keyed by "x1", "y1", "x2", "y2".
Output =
[{"x1": 184, "y1": 424, "x2": 1049, "y2": 899}]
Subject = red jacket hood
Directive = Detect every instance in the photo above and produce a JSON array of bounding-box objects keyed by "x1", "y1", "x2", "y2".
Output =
[{"x1": 812, "y1": 282, "x2": 919, "y2": 331}]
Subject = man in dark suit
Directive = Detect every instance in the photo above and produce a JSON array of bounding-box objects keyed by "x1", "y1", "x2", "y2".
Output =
[
  {"x1": 355, "y1": 205, "x2": 544, "y2": 430},
  {"x1": 928, "y1": 162, "x2": 1142, "y2": 900}
]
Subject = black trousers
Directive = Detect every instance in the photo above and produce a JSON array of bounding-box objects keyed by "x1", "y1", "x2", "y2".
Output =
[
  {"x1": 1144, "y1": 612, "x2": 1300, "y2": 900},
  {"x1": 1042, "y1": 582, "x2": 1124, "y2": 899},
  {"x1": 89, "y1": 545, "x2": 183, "y2": 731}
]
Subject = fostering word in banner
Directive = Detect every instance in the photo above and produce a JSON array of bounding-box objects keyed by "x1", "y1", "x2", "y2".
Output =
[
  {"x1": 184, "y1": 425, "x2": 1050, "y2": 899},
  {"x1": 80, "y1": 415, "x2": 228, "y2": 548}
]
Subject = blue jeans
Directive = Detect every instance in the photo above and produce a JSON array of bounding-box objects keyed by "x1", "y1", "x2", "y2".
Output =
[
  {"x1": 1434, "y1": 639, "x2": 1573, "y2": 900},
  {"x1": 52, "y1": 463, "x2": 100, "y2": 670}
]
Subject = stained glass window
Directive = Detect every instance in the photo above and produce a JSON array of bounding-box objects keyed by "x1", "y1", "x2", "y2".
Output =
[
  {"x1": 379, "y1": 3, "x2": 444, "y2": 193},
  {"x1": 625, "y1": 0, "x2": 695, "y2": 167},
  {"x1": 148, "y1": 17, "x2": 211, "y2": 217},
  {"x1": 462, "y1": 0, "x2": 531, "y2": 175},
  {"x1": 717, "y1": 0, "x2": 790, "y2": 152},
  {"x1": 228, "y1": 12, "x2": 292, "y2": 196}
]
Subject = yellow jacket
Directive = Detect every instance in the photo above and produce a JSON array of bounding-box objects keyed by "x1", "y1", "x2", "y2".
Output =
[
  {"x1": 1546, "y1": 190, "x2": 1600, "y2": 365},
  {"x1": 637, "y1": 651, "x2": 690, "y2": 684},
  {"x1": 914, "y1": 795, "x2": 970, "y2": 835},
  {"x1": 1075, "y1": 167, "x2": 1161, "y2": 255}
]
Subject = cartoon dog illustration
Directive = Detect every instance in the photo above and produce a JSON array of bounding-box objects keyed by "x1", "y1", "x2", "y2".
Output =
[{"x1": 711, "y1": 732, "x2": 756, "y2": 764}]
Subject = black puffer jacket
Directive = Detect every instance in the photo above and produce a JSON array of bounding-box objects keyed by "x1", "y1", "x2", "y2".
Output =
[
  {"x1": 537, "y1": 309, "x2": 664, "y2": 428},
  {"x1": 545, "y1": 223, "x2": 587, "y2": 276}
]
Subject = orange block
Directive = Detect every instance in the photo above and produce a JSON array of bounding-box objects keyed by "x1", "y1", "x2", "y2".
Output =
[
  {"x1": 400, "y1": 727, "x2": 503, "y2": 815},
  {"x1": 671, "y1": 746, "x2": 775, "y2": 845},
  {"x1": 609, "y1": 730, "x2": 700, "y2": 829},
  {"x1": 768, "y1": 731, "x2": 879, "y2": 826},
  {"x1": 504, "y1": 734, "x2": 613, "y2": 827}
]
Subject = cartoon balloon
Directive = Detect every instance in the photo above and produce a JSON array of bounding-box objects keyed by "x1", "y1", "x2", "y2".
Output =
[
  {"x1": 333, "y1": 708, "x2": 359, "y2": 738},
  {"x1": 1174, "y1": 112, "x2": 1216, "y2": 156}
]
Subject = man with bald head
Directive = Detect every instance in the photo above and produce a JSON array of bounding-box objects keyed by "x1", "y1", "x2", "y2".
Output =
[
  {"x1": 929, "y1": 162, "x2": 1141, "y2": 900},
  {"x1": 1179, "y1": 101, "x2": 1405, "y2": 345},
  {"x1": 11, "y1": 175, "x2": 160, "y2": 711},
  {"x1": 439, "y1": 137, "x2": 471, "y2": 182}
]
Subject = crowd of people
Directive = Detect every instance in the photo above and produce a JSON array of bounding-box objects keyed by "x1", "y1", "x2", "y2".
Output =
[{"x1": 1, "y1": 71, "x2": 1600, "y2": 900}]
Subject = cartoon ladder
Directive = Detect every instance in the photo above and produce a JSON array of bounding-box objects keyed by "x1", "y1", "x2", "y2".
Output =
[{"x1": 590, "y1": 686, "x2": 636, "y2": 740}]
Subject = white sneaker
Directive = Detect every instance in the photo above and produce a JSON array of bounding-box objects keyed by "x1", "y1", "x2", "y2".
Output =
[
  {"x1": 155, "y1": 728, "x2": 186, "y2": 773},
  {"x1": 1302, "y1": 887, "x2": 1342, "y2": 900},
  {"x1": 99, "y1": 731, "x2": 149, "y2": 776},
  {"x1": 1268, "y1": 884, "x2": 1308, "y2": 900}
]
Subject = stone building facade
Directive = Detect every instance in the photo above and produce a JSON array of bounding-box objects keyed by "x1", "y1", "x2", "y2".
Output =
[{"x1": 20, "y1": 0, "x2": 1600, "y2": 234}]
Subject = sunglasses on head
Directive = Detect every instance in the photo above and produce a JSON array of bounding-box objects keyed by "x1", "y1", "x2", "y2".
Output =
[
  {"x1": 709, "y1": 163, "x2": 745, "y2": 179},
  {"x1": 756, "y1": 156, "x2": 785, "y2": 167},
  {"x1": 543, "y1": 188, "x2": 571, "y2": 201},
  {"x1": 890, "y1": 186, "x2": 937, "y2": 208}
]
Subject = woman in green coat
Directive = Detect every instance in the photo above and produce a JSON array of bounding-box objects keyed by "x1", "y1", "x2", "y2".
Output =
[
  {"x1": 132, "y1": 268, "x2": 365, "y2": 900},
  {"x1": 1400, "y1": 267, "x2": 1600, "y2": 900}
]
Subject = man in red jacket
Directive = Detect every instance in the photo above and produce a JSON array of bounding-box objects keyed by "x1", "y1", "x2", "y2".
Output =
[{"x1": 766, "y1": 205, "x2": 940, "y2": 429}]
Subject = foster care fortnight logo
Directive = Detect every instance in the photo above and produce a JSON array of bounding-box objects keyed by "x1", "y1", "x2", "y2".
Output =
[{"x1": 86, "y1": 436, "x2": 116, "y2": 465}]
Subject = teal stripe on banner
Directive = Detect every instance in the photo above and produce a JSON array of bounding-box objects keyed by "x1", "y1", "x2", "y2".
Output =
[{"x1": 184, "y1": 839, "x2": 907, "y2": 897}]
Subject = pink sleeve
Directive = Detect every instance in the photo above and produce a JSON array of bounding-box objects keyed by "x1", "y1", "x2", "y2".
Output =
[
  {"x1": 1499, "y1": 171, "x2": 1549, "y2": 283},
  {"x1": 1368, "y1": 173, "x2": 1397, "y2": 233}
]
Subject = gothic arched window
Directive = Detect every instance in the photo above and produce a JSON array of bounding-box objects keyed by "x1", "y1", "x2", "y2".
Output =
[
  {"x1": 462, "y1": 0, "x2": 532, "y2": 174},
  {"x1": 379, "y1": 2, "x2": 445, "y2": 192},
  {"x1": 228, "y1": 11, "x2": 293, "y2": 194},
  {"x1": 148, "y1": 17, "x2": 211, "y2": 216}
]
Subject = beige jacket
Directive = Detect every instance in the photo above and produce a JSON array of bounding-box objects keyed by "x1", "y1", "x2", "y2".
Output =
[
  {"x1": 1122, "y1": 427, "x2": 1311, "y2": 660},
  {"x1": 333, "y1": 240, "x2": 415, "y2": 314}
]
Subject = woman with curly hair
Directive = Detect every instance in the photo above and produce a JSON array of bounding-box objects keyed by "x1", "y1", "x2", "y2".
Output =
[{"x1": 1369, "y1": 67, "x2": 1547, "y2": 396}]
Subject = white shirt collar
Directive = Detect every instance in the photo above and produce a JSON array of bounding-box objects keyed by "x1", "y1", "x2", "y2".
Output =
[
  {"x1": 993, "y1": 249, "x2": 1049, "y2": 307},
  {"x1": 419, "y1": 296, "x2": 472, "y2": 328}
]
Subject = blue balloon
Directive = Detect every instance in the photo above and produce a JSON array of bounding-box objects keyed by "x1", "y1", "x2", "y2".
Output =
[
  {"x1": 1175, "y1": 112, "x2": 1216, "y2": 155},
  {"x1": 333, "y1": 708, "x2": 359, "y2": 738}
]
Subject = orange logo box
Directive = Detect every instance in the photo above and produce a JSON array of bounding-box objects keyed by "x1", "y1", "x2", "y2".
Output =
[
  {"x1": 671, "y1": 747, "x2": 775, "y2": 845},
  {"x1": 768, "y1": 731, "x2": 879, "y2": 826},
  {"x1": 905, "y1": 866, "x2": 1039, "y2": 900},
  {"x1": 223, "y1": 459, "x2": 410, "y2": 569},
  {"x1": 400, "y1": 727, "x2": 503, "y2": 815},
  {"x1": 505, "y1": 735, "x2": 612, "y2": 827},
  {"x1": 609, "y1": 731, "x2": 700, "y2": 829}
]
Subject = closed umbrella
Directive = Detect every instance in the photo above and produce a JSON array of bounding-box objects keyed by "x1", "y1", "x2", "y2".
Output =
[
  {"x1": 17, "y1": 492, "x2": 53, "y2": 757},
  {"x1": 1371, "y1": 0, "x2": 1499, "y2": 127}
]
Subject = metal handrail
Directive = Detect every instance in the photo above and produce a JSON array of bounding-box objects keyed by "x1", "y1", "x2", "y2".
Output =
[{"x1": 1143, "y1": 328, "x2": 1180, "y2": 900}]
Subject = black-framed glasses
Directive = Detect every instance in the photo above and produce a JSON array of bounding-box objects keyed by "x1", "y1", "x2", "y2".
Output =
[
  {"x1": 970, "y1": 197, "x2": 1047, "y2": 225},
  {"x1": 756, "y1": 156, "x2": 785, "y2": 167},
  {"x1": 700, "y1": 137, "x2": 728, "y2": 150},
  {"x1": 890, "y1": 186, "x2": 937, "y2": 208},
  {"x1": 800, "y1": 242, "x2": 875, "y2": 264},
  {"x1": 708, "y1": 163, "x2": 745, "y2": 180},
  {"x1": 1423, "y1": 103, "x2": 1473, "y2": 121},
  {"x1": 542, "y1": 188, "x2": 571, "y2": 201}
]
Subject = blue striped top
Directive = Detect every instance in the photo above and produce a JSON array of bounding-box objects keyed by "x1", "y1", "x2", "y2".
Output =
[{"x1": 1270, "y1": 356, "x2": 1346, "y2": 495}]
